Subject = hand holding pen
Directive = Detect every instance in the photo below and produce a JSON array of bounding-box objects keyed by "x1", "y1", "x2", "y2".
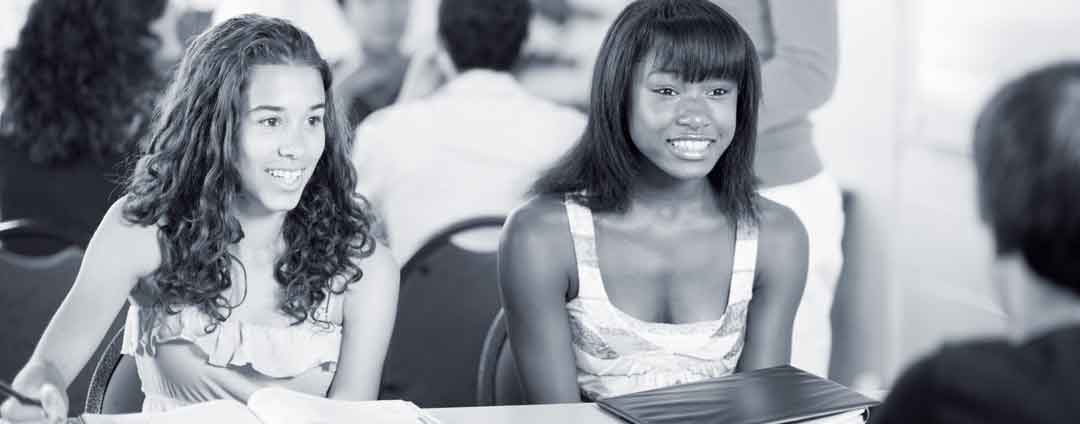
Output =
[{"x1": 0, "y1": 379, "x2": 69, "y2": 424}]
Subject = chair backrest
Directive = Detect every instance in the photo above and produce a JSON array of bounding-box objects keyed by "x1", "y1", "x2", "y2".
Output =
[
  {"x1": 84, "y1": 326, "x2": 143, "y2": 414},
  {"x1": 0, "y1": 219, "x2": 93, "y2": 413},
  {"x1": 378, "y1": 216, "x2": 506, "y2": 408},
  {"x1": 476, "y1": 309, "x2": 525, "y2": 406},
  {"x1": 0, "y1": 218, "x2": 85, "y2": 252}
]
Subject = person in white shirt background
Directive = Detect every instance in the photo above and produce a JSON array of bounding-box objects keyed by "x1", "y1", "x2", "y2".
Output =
[{"x1": 351, "y1": 0, "x2": 586, "y2": 266}]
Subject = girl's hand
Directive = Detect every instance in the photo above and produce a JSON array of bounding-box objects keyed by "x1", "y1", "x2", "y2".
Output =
[{"x1": 0, "y1": 383, "x2": 68, "y2": 424}]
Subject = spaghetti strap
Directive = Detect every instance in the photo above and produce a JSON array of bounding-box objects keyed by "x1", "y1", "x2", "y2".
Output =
[
  {"x1": 729, "y1": 221, "x2": 759, "y2": 304},
  {"x1": 563, "y1": 194, "x2": 609, "y2": 300}
]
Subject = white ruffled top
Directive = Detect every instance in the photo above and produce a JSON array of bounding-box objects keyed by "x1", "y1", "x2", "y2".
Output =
[{"x1": 120, "y1": 291, "x2": 344, "y2": 412}]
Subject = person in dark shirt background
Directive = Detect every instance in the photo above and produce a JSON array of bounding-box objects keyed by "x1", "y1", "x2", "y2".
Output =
[{"x1": 871, "y1": 62, "x2": 1080, "y2": 423}]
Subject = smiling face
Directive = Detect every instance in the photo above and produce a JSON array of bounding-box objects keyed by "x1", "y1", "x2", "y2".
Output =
[
  {"x1": 628, "y1": 49, "x2": 739, "y2": 181},
  {"x1": 234, "y1": 64, "x2": 327, "y2": 217}
]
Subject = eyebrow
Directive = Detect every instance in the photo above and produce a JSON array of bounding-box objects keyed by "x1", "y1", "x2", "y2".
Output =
[{"x1": 248, "y1": 103, "x2": 326, "y2": 113}]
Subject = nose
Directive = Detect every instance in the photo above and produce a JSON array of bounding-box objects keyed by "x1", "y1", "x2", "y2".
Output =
[
  {"x1": 675, "y1": 98, "x2": 710, "y2": 130},
  {"x1": 278, "y1": 131, "x2": 306, "y2": 159}
]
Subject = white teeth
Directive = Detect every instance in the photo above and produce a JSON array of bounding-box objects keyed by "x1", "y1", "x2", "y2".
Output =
[
  {"x1": 669, "y1": 139, "x2": 711, "y2": 153},
  {"x1": 266, "y1": 168, "x2": 302, "y2": 185}
]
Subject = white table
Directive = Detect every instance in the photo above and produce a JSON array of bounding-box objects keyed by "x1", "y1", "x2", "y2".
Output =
[{"x1": 428, "y1": 403, "x2": 624, "y2": 424}]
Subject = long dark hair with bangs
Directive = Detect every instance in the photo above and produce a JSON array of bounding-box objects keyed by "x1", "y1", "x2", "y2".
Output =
[
  {"x1": 1, "y1": 0, "x2": 167, "y2": 165},
  {"x1": 122, "y1": 14, "x2": 377, "y2": 330},
  {"x1": 532, "y1": 0, "x2": 761, "y2": 223}
]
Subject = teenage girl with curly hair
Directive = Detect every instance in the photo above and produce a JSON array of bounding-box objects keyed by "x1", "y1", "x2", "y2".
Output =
[{"x1": 1, "y1": 14, "x2": 398, "y2": 422}]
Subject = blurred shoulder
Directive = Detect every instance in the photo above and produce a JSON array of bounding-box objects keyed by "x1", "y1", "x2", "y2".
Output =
[
  {"x1": 355, "y1": 97, "x2": 433, "y2": 131},
  {"x1": 352, "y1": 101, "x2": 421, "y2": 145},
  {"x1": 521, "y1": 87, "x2": 587, "y2": 131}
]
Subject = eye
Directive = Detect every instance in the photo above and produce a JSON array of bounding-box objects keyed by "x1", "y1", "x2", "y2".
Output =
[
  {"x1": 652, "y1": 87, "x2": 677, "y2": 96},
  {"x1": 709, "y1": 88, "x2": 730, "y2": 96},
  {"x1": 258, "y1": 117, "x2": 281, "y2": 127},
  {"x1": 307, "y1": 116, "x2": 324, "y2": 126}
]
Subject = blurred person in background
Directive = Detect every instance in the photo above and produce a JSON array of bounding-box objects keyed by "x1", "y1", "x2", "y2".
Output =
[
  {"x1": 333, "y1": 0, "x2": 412, "y2": 128},
  {"x1": 514, "y1": 0, "x2": 628, "y2": 110},
  {"x1": 0, "y1": 0, "x2": 184, "y2": 255},
  {"x1": 871, "y1": 62, "x2": 1080, "y2": 424},
  {"x1": 352, "y1": 0, "x2": 586, "y2": 265},
  {"x1": 714, "y1": 0, "x2": 841, "y2": 378},
  {"x1": 210, "y1": 0, "x2": 357, "y2": 68}
]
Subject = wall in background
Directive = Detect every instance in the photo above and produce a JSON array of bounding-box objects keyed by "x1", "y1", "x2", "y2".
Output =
[{"x1": 820, "y1": 0, "x2": 1080, "y2": 387}]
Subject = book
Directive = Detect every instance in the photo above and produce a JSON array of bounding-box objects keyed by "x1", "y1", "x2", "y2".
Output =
[
  {"x1": 596, "y1": 365, "x2": 879, "y2": 424},
  {"x1": 87, "y1": 388, "x2": 442, "y2": 424}
]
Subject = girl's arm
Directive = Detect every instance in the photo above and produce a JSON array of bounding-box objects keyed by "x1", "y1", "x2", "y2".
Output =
[
  {"x1": 498, "y1": 197, "x2": 581, "y2": 404},
  {"x1": 327, "y1": 243, "x2": 399, "y2": 400},
  {"x1": 736, "y1": 200, "x2": 809, "y2": 371}
]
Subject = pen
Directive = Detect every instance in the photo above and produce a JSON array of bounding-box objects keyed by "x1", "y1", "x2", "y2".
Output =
[{"x1": 0, "y1": 379, "x2": 44, "y2": 407}]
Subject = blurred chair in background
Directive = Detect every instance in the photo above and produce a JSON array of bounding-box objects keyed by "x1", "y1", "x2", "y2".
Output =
[{"x1": 379, "y1": 216, "x2": 506, "y2": 407}]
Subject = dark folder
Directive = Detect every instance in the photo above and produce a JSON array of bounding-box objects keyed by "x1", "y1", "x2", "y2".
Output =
[{"x1": 596, "y1": 365, "x2": 879, "y2": 424}]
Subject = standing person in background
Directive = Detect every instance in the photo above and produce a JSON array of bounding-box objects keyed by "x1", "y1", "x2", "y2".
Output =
[
  {"x1": 500, "y1": 0, "x2": 807, "y2": 403},
  {"x1": 0, "y1": 14, "x2": 398, "y2": 422},
  {"x1": 352, "y1": 0, "x2": 586, "y2": 265},
  {"x1": 871, "y1": 62, "x2": 1080, "y2": 424},
  {"x1": 712, "y1": 0, "x2": 840, "y2": 377},
  {"x1": 0, "y1": 0, "x2": 184, "y2": 255},
  {"x1": 333, "y1": 0, "x2": 412, "y2": 128}
]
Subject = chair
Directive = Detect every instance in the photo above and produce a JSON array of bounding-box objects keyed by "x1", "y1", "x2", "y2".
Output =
[
  {"x1": 476, "y1": 309, "x2": 525, "y2": 406},
  {"x1": 0, "y1": 219, "x2": 92, "y2": 413},
  {"x1": 84, "y1": 325, "x2": 143, "y2": 414},
  {"x1": 0, "y1": 218, "x2": 84, "y2": 251},
  {"x1": 377, "y1": 216, "x2": 506, "y2": 408}
]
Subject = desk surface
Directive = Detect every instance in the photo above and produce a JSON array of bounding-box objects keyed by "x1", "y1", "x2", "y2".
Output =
[{"x1": 428, "y1": 403, "x2": 623, "y2": 424}]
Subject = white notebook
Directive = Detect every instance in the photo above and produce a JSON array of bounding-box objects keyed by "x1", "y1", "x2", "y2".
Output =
[
  {"x1": 85, "y1": 388, "x2": 442, "y2": 424},
  {"x1": 246, "y1": 387, "x2": 442, "y2": 424}
]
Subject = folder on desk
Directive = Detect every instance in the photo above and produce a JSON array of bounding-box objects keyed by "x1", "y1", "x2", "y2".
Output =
[{"x1": 596, "y1": 365, "x2": 879, "y2": 424}]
